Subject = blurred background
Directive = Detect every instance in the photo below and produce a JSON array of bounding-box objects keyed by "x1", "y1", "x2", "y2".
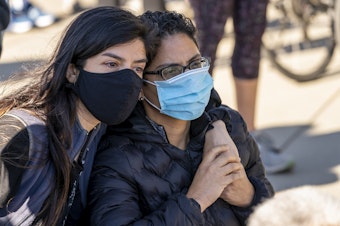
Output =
[{"x1": 1, "y1": 0, "x2": 340, "y2": 198}]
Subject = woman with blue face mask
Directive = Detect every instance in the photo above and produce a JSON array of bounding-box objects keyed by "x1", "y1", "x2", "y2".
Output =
[{"x1": 88, "y1": 10, "x2": 274, "y2": 225}]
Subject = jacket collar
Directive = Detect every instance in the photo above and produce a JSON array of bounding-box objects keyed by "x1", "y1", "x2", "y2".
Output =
[{"x1": 108, "y1": 102, "x2": 209, "y2": 151}]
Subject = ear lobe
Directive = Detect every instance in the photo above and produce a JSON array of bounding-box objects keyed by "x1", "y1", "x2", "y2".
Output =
[
  {"x1": 66, "y1": 64, "x2": 79, "y2": 83},
  {"x1": 138, "y1": 90, "x2": 144, "y2": 100}
]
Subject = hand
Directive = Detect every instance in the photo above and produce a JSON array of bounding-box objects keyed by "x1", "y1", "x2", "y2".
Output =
[
  {"x1": 186, "y1": 145, "x2": 241, "y2": 212},
  {"x1": 219, "y1": 163, "x2": 255, "y2": 207},
  {"x1": 204, "y1": 120, "x2": 238, "y2": 157},
  {"x1": 204, "y1": 120, "x2": 255, "y2": 207}
]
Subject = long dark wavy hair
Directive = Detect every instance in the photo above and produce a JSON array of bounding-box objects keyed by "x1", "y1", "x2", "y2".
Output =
[{"x1": 0, "y1": 6, "x2": 148, "y2": 225}]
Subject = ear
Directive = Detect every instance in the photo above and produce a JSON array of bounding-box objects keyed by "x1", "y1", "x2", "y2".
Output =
[{"x1": 66, "y1": 64, "x2": 79, "y2": 83}]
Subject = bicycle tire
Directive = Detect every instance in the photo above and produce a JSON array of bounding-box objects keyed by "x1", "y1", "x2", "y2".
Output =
[{"x1": 263, "y1": 0, "x2": 336, "y2": 82}]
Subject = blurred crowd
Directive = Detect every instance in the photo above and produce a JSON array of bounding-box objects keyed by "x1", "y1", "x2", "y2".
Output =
[{"x1": 4, "y1": 0, "x2": 171, "y2": 34}]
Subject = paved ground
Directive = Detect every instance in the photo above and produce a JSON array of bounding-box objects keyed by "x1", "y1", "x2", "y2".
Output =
[{"x1": 1, "y1": 0, "x2": 340, "y2": 200}]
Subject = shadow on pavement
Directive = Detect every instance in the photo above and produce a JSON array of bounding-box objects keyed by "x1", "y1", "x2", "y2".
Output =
[{"x1": 261, "y1": 125, "x2": 340, "y2": 192}]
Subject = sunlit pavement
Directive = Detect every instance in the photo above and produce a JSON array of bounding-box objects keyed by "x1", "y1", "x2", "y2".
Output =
[{"x1": 1, "y1": 0, "x2": 340, "y2": 198}]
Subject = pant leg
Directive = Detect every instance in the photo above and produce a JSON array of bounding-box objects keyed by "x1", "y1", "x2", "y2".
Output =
[
  {"x1": 232, "y1": 0, "x2": 269, "y2": 79},
  {"x1": 188, "y1": 0, "x2": 234, "y2": 74}
]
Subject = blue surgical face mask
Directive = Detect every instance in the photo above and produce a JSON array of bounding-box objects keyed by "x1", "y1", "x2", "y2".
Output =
[{"x1": 143, "y1": 66, "x2": 213, "y2": 120}]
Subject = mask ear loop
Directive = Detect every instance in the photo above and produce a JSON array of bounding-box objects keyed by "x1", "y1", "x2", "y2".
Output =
[
  {"x1": 141, "y1": 79, "x2": 161, "y2": 111},
  {"x1": 143, "y1": 96, "x2": 162, "y2": 112},
  {"x1": 143, "y1": 79, "x2": 157, "y2": 86}
]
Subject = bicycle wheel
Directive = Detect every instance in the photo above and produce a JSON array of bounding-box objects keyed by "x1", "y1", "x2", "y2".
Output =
[{"x1": 263, "y1": 0, "x2": 336, "y2": 82}]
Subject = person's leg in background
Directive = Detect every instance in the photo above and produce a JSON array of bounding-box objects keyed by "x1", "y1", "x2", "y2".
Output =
[
  {"x1": 188, "y1": 0, "x2": 294, "y2": 174},
  {"x1": 234, "y1": 79, "x2": 257, "y2": 131},
  {"x1": 190, "y1": 0, "x2": 261, "y2": 132},
  {"x1": 232, "y1": 0, "x2": 264, "y2": 132},
  {"x1": 188, "y1": 0, "x2": 232, "y2": 74},
  {"x1": 232, "y1": 0, "x2": 294, "y2": 174}
]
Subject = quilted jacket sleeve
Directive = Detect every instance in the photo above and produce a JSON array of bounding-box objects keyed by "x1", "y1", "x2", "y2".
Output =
[
  {"x1": 207, "y1": 105, "x2": 274, "y2": 224},
  {"x1": 88, "y1": 142, "x2": 205, "y2": 226}
]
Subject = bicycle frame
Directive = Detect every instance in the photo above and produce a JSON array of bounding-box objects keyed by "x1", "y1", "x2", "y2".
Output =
[{"x1": 263, "y1": 0, "x2": 337, "y2": 81}]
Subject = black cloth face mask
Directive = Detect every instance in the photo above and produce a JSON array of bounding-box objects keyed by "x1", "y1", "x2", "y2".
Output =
[{"x1": 70, "y1": 68, "x2": 142, "y2": 125}]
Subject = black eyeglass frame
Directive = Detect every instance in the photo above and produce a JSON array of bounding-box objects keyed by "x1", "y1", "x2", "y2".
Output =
[{"x1": 144, "y1": 57, "x2": 210, "y2": 80}]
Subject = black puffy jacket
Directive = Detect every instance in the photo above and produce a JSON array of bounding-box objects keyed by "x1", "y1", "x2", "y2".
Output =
[{"x1": 88, "y1": 103, "x2": 274, "y2": 226}]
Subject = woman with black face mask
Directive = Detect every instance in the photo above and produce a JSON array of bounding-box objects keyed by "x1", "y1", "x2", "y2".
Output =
[{"x1": 0, "y1": 6, "x2": 148, "y2": 226}]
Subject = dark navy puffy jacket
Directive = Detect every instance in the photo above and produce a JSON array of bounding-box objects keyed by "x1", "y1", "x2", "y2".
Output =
[{"x1": 88, "y1": 102, "x2": 274, "y2": 226}]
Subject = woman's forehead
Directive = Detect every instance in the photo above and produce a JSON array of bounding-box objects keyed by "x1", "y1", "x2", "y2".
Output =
[{"x1": 155, "y1": 34, "x2": 199, "y2": 64}]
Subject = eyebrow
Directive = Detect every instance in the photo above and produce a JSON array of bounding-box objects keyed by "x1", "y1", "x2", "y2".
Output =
[
  {"x1": 188, "y1": 54, "x2": 202, "y2": 63},
  {"x1": 155, "y1": 53, "x2": 201, "y2": 70},
  {"x1": 102, "y1": 52, "x2": 148, "y2": 64}
]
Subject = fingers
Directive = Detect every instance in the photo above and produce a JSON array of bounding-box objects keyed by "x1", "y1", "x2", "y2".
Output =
[
  {"x1": 220, "y1": 162, "x2": 244, "y2": 184},
  {"x1": 203, "y1": 145, "x2": 241, "y2": 167},
  {"x1": 220, "y1": 168, "x2": 255, "y2": 207},
  {"x1": 222, "y1": 162, "x2": 243, "y2": 176},
  {"x1": 187, "y1": 148, "x2": 244, "y2": 211},
  {"x1": 202, "y1": 144, "x2": 227, "y2": 161}
]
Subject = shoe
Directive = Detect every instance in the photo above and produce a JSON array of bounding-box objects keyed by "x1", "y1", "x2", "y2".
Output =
[
  {"x1": 251, "y1": 131, "x2": 295, "y2": 174},
  {"x1": 7, "y1": 13, "x2": 33, "y2": 33},
  {"x1": 27, "y1": 5, "x2": 55, "y2": 28}
]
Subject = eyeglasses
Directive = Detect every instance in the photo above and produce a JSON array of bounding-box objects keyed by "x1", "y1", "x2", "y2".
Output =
[{"x1": 144, "y1": 57, "x2": 210, "y2": 80}]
